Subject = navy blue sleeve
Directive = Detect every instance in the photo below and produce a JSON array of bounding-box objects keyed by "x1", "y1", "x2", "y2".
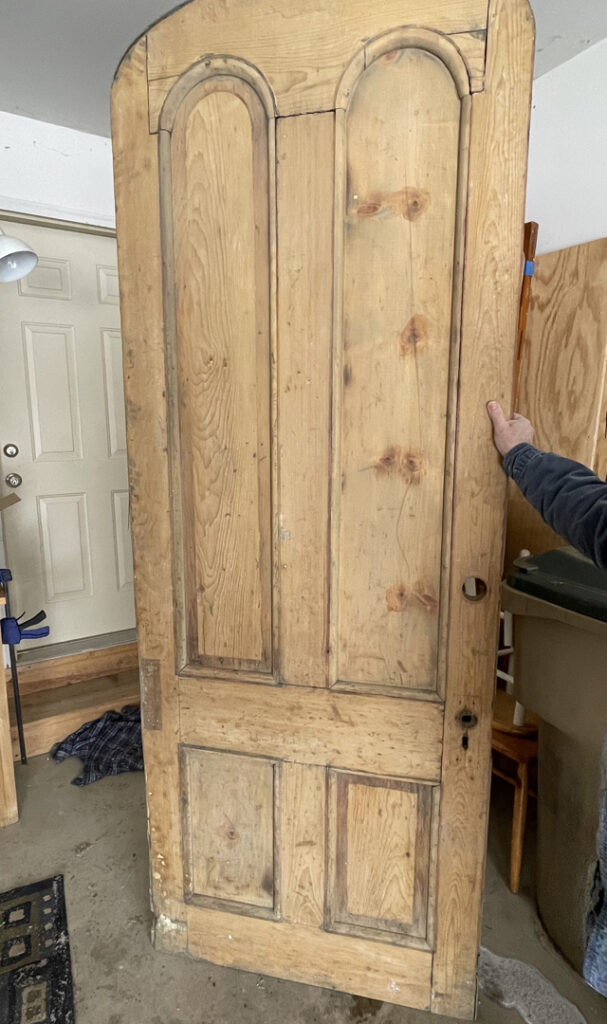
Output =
[{"x1": 503, "y1": 443, "x2": 607, "y2": 570}]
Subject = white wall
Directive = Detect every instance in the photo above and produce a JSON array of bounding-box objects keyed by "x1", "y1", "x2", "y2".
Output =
[
  {"x1": 0, "y1": 111, "x2": 115, "y2": 228},
  {"x1": 526, "y1": 37, "x2": 607, "y2": 255}
]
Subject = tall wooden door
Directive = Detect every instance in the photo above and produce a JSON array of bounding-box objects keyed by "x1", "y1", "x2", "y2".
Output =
[
  {"x1": 112, "y1": 1, "x2": 533, "y2": 1017},
  {"x1": 0, "y1": 219, "x2": 135, "y2": 648}
]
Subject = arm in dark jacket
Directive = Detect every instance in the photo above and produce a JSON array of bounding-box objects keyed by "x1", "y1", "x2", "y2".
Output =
[{"x1": 504, "y1": 442, "x2": 607, "y2": 570}]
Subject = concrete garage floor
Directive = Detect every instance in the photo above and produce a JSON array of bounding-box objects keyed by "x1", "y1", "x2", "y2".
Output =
[{"x1": 1, "y1": 759, "x2": 606, "y2": 1024}]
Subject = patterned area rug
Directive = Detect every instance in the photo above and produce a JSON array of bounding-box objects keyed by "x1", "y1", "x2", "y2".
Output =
[{"x1": 0, "y1": 875, "x2": 74, "y2": 1023}]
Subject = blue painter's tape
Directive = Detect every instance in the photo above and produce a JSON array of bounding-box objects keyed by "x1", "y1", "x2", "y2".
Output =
[{"x1": 524, "y1": 259, "x2": 535, "y2": 277}]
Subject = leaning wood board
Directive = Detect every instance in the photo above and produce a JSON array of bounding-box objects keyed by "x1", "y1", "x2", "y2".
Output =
[
  {"x1": 112, "y1": 1, "x2": 533, "y2": 1016},
  {"x1": 506, "y1": 235, "x2": 607, "y2": 568}
]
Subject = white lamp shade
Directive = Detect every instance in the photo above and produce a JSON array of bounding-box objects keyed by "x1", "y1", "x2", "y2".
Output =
[{"x1": 0, "y1": 235, "x2": 38, "y2": 283}]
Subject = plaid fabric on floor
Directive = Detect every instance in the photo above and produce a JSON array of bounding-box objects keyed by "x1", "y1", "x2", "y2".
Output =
[{"x1": 51, "y1": 705, "x2": 143, "y2": 786}]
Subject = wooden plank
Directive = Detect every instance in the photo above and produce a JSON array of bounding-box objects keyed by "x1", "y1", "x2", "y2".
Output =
[
  {"x1": 6, "y1": 642, "x2": 138, "y2": 698},
  {"x1": 187, "y1": 903, "x2": 432, "y2": 1009},
  {"x1": 276, "y1": 114, "x2": 333, "y2": 687},
  {"x1": 181, "y1": 747, "x2": 275, "y2": 909},
  {"x1": 506, "y1": 234, "x2": 607, "y2": 566},
  {"x1": 170, "y1": 80, "x2": 273, "y2": 669},
  {"x1": 111, "y1": 37, "x2": 186, "y2": 937},
  {"x1": 146, "y1": 0, "x2": 488, "y2": 117},
  {"x1": 431, "y1": 0, "x2": 534, "y2": 1016},
  {"x1": 179, "y1": 677, "x2": 443, "y2": 781},
  {"x1": 0, "y1": 666, "x2": 18, "y2": 826},
  {"x1": 333, "y1": 45, "x2": 461, "y2": 692},
  {"x1": 9, "y1": 671, "x2": 140, "y2": 760},
  {"x1": 280, "y1": 763, "x2": 326, "y2": 926}
]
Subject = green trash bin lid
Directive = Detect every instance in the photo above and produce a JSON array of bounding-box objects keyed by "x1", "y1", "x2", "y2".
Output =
[{"x1": 506, "y1": 547, "x2": 607, "y2": 622}]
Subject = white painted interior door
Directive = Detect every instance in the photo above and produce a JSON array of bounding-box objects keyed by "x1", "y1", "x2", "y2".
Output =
[{"x1": 0, "y1": 218, "x2": 135, "y2": 648}]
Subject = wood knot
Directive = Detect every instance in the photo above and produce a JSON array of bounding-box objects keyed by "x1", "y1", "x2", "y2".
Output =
[
  {"x1": 400, "y1": 314, "x2": 429, "y2": 357},
  {"x1": 356, "y1": 188, "x2": 430, "y2": 223},
  {"x1": 387, "y1": 187, "x2": 431, "y2": 221},
  {"x1": 357, "y1": 201, "x2": 382, "y2": 219},
  {"x1": 386, "y1": 583, "x2": 409, "y2": 612},
  {"x1": 374, "y1": 446, "x2": 424, "y2": 484}
]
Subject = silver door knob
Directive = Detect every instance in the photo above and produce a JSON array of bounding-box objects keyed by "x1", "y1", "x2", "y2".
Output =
[
  {"x1": 3, "y1": 443, "x2": 18, "y2": 458},
  {"x1": 5, "y1": 473, "x2": 22, "y2": 488}
]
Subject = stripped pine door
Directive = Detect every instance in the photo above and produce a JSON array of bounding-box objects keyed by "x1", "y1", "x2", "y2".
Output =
[{"x1": 112, "y1": 0, "x2": 533, "y2": 1016}]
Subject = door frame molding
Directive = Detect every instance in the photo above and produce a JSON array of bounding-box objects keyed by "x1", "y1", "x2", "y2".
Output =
[{"x1": 0, "y1": 208, "x2": 116, "y2": 238}]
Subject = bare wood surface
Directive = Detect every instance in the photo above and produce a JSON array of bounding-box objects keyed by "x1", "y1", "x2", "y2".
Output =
[
  {"x1": 182, "y1": 747, "x2": 275, "y2": 909},
  {"x1": 179, "y1": 678, "x2": 443, "y2": 782},
  {"x1": 171, "y1": 80, "x2": 272, "y2": 669},
  {"x1": 111, "y1": 38, "x2": 186, "y2": 929},
  {"x1": 276, "y1": 114, "x2": 333, "y2": 687},
  {"x1": 146, "y1": 0, "x2": 488, "y2": 120},
  {"x1": 6, "y1": 642, "x2": 138, "y2": 698},
  {"x1": 334, "y1": 45, "x2": 461, "y2": 693},
  {"x1": 113, "y1": 0, "x2": 532, "y2": 1012},
  {"x1": 280, "y1": 763, "x2": 326, "y2": 926},
  {"x1": 328, "y1": 772, "x2": 432, "y2": 941},
  {"x1": 431, "y1": 0, "x2": 534, "y2": 1016},
  {"x1": 506, "y1": 234, "x2": 607, "y2": 566},
  {"x1": 0, "y1": 666, "x2": 18, "y2": 826},
  {"x1": 186, "y1": 903, "x2": 433, "y2": 1010}
]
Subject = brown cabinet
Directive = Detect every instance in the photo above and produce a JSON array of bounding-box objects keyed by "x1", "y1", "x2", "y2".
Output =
[{"x1": 112, "y1": 1, "x2": 533, "y2": 1016}]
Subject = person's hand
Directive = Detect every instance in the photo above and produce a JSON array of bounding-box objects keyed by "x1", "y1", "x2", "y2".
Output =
[{"x1": 486, "y1": 401, "x2": 535, "y2": 458}]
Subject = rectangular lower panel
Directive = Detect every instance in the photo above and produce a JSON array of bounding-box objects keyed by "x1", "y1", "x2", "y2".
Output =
[
  {"x1": 327, "y1": 771, "x2": 434, "y2": 943},
  {"x1": 186, "y1": 904, "x2": 432, "y2": 1010},
  {"x1": 181, "y1": 746, "x2": 277, "y2": 917}
]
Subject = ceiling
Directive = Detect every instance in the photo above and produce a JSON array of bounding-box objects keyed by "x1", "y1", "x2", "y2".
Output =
[{"x1": 2, "y1": 0, "x2": 607, "y2": 137}]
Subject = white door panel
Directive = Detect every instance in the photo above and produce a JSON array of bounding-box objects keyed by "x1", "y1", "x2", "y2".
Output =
[{"x1": 0, "y1": 219, "x2": 135, "y2": 647}]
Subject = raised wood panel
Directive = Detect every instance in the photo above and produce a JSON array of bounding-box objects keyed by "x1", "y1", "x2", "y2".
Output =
[
  {"x1": 166, "y1": 75, "x2": 273, "y2": 672},
  {"x1": 276, "y1": 114, "x2": 333, "y2": 687},
  {"x1": 37, "y1": 493, "x2": 92, "y2": 600},
  {"x1": 101, "y1": 329, "x2": 127, "y2": 457},
  {"x1": 332, "y1": 45, "x2": 463, "y2": 693},
  {"x1": 18, "y1": 258, "x2": 72, "y2": 300},
  {"x1": 186, "y1": 903, "x2": 433, "y2": 1010},
  {"x1": 179, "y1": 677, "x2": 443, "y2": 781},
  {"x1": 327, "y1": 772, "x2": 433, "y2": 944},
  {"x1": 23, "y1": 323, "x2": 82, "y2": 461},
  {"x1": 181, "y1": 747, "x2": 276, "y2": 913},
  {"x1": 146, "y1": 0, "x2": 488, "y2": 121},
  {"x1": 506, "y1": 236, "x2": 607, "y2": 566}
]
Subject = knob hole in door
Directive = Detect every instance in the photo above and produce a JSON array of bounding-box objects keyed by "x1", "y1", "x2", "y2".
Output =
[{"x1": 462, "y1": 577, "x2": 487, "y2": 601}]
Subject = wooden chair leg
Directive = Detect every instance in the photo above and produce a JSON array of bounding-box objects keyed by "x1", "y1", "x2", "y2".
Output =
[{"x1": 510, "y1": 760, "x2": 529, "y2": 894}]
